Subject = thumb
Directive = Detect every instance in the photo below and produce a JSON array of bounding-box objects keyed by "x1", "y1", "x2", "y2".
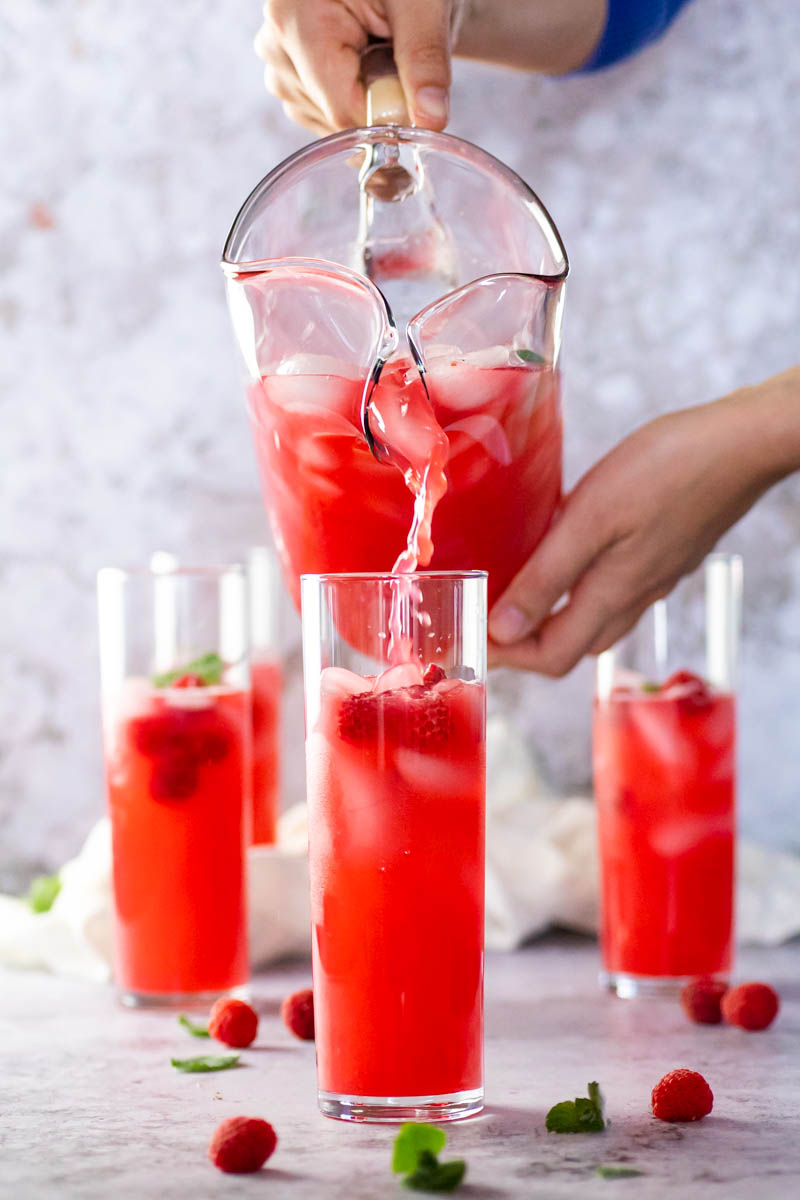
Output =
[{"x1": 385, "y1": 0, "x2": 452, "y2": 129}]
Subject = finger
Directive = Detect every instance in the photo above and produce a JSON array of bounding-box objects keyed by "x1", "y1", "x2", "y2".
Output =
[
  {"x1": 257, "y1": 24, "x2": 319, "y2": 109},
  {"x1": 280, "y1": 97, "x2": 333, "y2": 138},
  {"x1": 488, "y1": 503, "x2": 608, "y2": 647},
  {"x1": 584, "y1": 599, "x2": 661, "y2": 659},
  {"x1": 255, "y1": 23, "x2": 335, "y2": 132},
  {"x1": 262, "y1": 58, "x2": 306, "y2": 106},
  {"x1": 385, "y1": 0, "x2": 452, "y2": 129},
  {"x1": 489, "y1": 551, "x2": 672, "y2": 677},
  {"x1": 489, "y1": 576, "x2": 614, "y2": 677},
  {"x1": 253, "y1": 19, "x2": 273, "y2": 62},
  {"x1": 271, "y1": 4, "x2": 366, "y2": 130}
]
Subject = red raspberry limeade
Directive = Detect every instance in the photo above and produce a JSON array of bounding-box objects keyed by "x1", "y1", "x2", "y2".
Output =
[
  {"x1": 307, "y1": 661, "x2": 486, "y2": 1103},
  {"x1": 104, "y1": 680, "x2": 250, "y2": 998},
  {"x1": 594, "y1": 670, "x2": 735, "y2": 981},
  {"x1": 250, "y1": 656, "x2": 282, "y2": 844},
  {"x1": 248, "y1": 352, "x2": 561, "y2": 607}
]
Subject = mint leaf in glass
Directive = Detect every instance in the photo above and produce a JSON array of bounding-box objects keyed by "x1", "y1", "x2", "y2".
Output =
[
  {"x1": 153, "y1": 652, "x2": 225, "y2": 688},
  {"x1": 28, "y1": 874, "x2": 61, "y2": 913},
  {"x1": 515, "y1": 348, "x2": 545, "y2": 364},
  {"x1": 178, "y1": 1014, "x2": 210, "y2": 1038},
  {"x1": 596, "y1": 1165, "x2": 644, "y2": 1179},
  {"x1": 170, "y1": 1054, "x2": 240, "y2": 1073},
  {"x1": 393, "y1": 1125, "x2": 447, "y2": 1174},
  {"x1": 641, "y1": 681, "x2": 660, "y2": 694},
  {"x1": 546, "y1": 1081, "x2": 606, "y2": 1133}
]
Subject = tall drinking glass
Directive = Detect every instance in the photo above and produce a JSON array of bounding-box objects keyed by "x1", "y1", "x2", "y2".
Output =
[
  {"x1": 593, "y1": 553, "x2": 742, "y2": 998},
  {"x1": 301, "y1": 571, "x2": 487, "y2": 1122},
  {"x1": 97, "y1": 565, "x2": 251, "y2": 1007},
  {"x1": 248, "y1": 547, "x2": 284, "y2": 845}
]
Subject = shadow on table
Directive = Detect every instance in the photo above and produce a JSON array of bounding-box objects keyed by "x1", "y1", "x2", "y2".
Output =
[
  {"x1": 263, "y1": 1168, "x2": 317, "y2": 1184},
  {"x1": 766, "y1": 972, "x2": 800, "y2": 1004},
  {"x1": 475, "y1": 1102, "x2": 549, "y2": 1135},
  {"x1": 457, "y1": 1185, "x2": 508, "y2": 1198},
  {"x1": 252, "y1": 997, "x2": 284, "y2": 1017},
  {"x1": 243, "y1": 1043, "x2": 302, "y2": 1054}
]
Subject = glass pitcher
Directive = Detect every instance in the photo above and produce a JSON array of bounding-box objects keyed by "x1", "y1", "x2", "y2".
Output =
[{"x1": 222, "y1": 63, "x2": 568, "y2": 611}]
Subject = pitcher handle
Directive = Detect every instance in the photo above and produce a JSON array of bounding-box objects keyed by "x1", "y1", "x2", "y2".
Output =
[{"x1": 361, "y1": 40, "x2": 409, "y2": 126}]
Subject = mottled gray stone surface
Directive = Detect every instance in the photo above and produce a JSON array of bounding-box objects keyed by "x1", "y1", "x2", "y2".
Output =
[
  {"x1": 1, "y1": 0, "x2": 799, "y2": 888},
  {"x1": 3, "y1": 936, "x2": 800, "y2": 1197}
]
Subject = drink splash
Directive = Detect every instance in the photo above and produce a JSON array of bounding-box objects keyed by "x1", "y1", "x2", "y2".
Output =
[{"x1": 362, "y1": 355, "x2": 450, "y2": 662}]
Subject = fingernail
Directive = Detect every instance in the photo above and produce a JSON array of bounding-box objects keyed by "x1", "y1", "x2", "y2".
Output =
[
  {"x1": 414, "y1": 86, "x2": 449, "y2": 123},
  {"x1": 489, "y1": 604, "x2": 531, "y2": 644}
]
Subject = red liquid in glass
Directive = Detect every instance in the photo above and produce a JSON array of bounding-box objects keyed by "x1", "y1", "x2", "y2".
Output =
[
  {"x1": 593, "y1": 680, "x2": 736, "y2": 979},
  {"x1": 104, "y1": 683, "x2": 250, "y2": 996},
  {"x1": 250, "y1": 657, "x2": 282, "y2": 845},
  {"x1": 248, "y1": 356, "x2": 561, "y2": 608},
  {"x1": 307, "y1": 665, "x2": 485, "y2": 1098}
]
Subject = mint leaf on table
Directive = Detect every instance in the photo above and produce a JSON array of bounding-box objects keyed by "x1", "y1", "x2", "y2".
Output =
[
  {"x1": 27, "y1": 874, "x2": 61, "y2": 913},
  {"x1": 596, "y1": 1165, "x2": 644, "y2": 1179},
  {"x1": 515, "y1": 348, "x2": 545, "y2": 364},
  {"x1": 178, "y1": 1014, "x2": 210, "y2": 1038},
  {"x1": 393, "y1": 1125, "x2": 447, "y2": 1173},
  {"x1": 546, "y1": 1081, "x2": 606, "y2": 1133},
  {"x1": 392, "y1": 1125, "x2": 465, "y2": 1194},
  {"x1": 170, "y1": 1054, "x2": 240, "y2": 1073},
  {"x1": 153, "y1": 652, "x2": 224, "y2": 688},
  {"x1": 404, "y1": 1151, "x2": 466, "y2": 1193}
]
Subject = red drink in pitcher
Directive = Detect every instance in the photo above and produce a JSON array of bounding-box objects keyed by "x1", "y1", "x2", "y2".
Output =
[
  {"x1": 248, "y1": 354, "x2": 561, "y2": 609},
  {"x1": 103, "y1": 679, "x2": 250, "y2": 1000},
  {"x1": 306, "y1": 661, "x2": 486, "y2": 1108},
  {"x1": 593, "y1": 671, "x2": 736, "y2": 983}
]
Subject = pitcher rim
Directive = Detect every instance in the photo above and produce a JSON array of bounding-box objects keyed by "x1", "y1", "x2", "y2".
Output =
[{"x1": 221, "y1": 125, "x2": 569, "y2": 283}]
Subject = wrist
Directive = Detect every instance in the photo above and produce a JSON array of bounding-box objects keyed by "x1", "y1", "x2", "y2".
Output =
[
  {"x1": 723, "y1": 366, "x2": 800, "y2": 488},
  {"x1": 454, "y1": 0, "x2": 606, "y2": 74}
]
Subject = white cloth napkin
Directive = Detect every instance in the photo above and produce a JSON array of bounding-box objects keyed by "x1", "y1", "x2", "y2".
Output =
[{"x1": 2, "y1": 715, "x2": 799, "y2": 982}]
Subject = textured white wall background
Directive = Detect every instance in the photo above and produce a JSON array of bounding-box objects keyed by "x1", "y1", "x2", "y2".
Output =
[{"x1": 1, "y1": 0, "x2": 798, "y2": 890}]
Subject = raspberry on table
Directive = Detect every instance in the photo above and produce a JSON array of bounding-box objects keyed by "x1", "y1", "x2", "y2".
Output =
[
  {"x1": 651, "y1": 1069, "x2": 713, "y2": 1122},
  {"x1": 281, "y1": 988, "x2": 315, "y2": 1041},
  {"x1": 208, "y1": 1116, "x2": 277, "y2": 1174},
  {"x1": 721, "y1": 981, "x2": 779, "y2": 1031},
  {"x1": 681, "y1": 978, "x2": 729, "y2": 1025},
  {"x1": 208, "y1": 997, "x2": 259, "y2": 1048}
]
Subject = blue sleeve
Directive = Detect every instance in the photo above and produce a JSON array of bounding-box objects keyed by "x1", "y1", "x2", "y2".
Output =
[{"x1": 576, "y1": 0, "x2": 695, "y2": 72}]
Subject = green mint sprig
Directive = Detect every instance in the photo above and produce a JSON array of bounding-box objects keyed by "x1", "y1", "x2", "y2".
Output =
[
  {"x1": 170, "y1": 1054, "x2": 240, "y2": 1073},
  {"x1": 515, "y1": 348, "x2": 546, "y2": 364},
  {"x1": 178, "y1": 1014, "x2": 210, "y2": 1038},
  {"x1": 153, "y1": 652, "x2": 225, "y2": 688},
  {"x1": 28, "y1": 874, "x2": 61, "y2": 913},
  {"x1": 546, "y1": 1081, "x2": 606, "y2": 1134},
  {"x1": 392, "y1": 1124, "x2": 466, "y2": 1193},
  {"x1": 641, "y1": 681, "x2": 661, "y2": 694},
  {"x1": 405, "y1": 1152, "x2": 466, "y2": 1193},
  {"x1": 596, "y1": 1165, "x2": 644, "y2": 1179}
]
